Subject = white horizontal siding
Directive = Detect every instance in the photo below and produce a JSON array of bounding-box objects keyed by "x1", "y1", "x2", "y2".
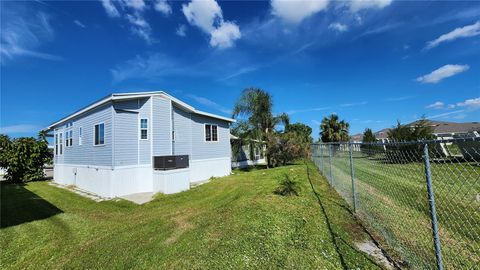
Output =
[
  {"x1": 152, "y1": 96, "x2": 171, "y2": 156},
  {"x1": 56, "y1": 104, "x2": 113, "y2": 167},
  {"x1": 190, "y1": 114, "x2": 231, "y2": 160},
  {"x1": 173, "y1": 105, "x2": 192, "y2": 156}
]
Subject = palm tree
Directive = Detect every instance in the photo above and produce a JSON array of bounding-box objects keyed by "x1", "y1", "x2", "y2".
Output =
[
  {"x1": 232, "y1": 87, "x2": 290, "y2": 167},
  {"x1": 319, "y1": 114, "x2": 349, "y2": 142}
]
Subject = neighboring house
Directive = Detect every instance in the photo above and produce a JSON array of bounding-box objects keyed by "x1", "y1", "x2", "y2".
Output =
[
  {"x1": 351, "y1": 120, "x2": 480, "y2": 142},
  {"x1": 43, "y1": 91, "x2": 235, "y2": 198},
  {"x1": 230, "y1": 135, "x2": 266, "y2": 168},
  {"x1": 350, "y1": 120, "x2": 480, "y2": 156}
]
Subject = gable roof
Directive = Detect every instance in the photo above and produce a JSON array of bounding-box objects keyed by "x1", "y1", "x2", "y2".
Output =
[
  {"x1": 351, "y1": 120, "x2": 480, "y2": 141},
  {"x1": 405, "y1": 120, "x2": 480, "y2": 134},
  {"x1": 44, "y1": 91, "x2": 235, "y2": 131}
]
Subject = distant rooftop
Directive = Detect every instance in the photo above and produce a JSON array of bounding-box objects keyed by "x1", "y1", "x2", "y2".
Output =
[{"x1": 350, "y1": 120, "x2": 480, "y2": 141}]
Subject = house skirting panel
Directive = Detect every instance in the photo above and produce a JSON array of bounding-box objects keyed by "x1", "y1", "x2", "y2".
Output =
[
  {"x1": 54, "y1": 157, "x2": 232, "y2": 198},
  {"x1": 231, "y1": 158, "x2": 266, "y2": 169},
  {"x1": 153, "y1": 168, "x2": 190, "y2": 194},
  {"x1": 54, "y1": 164, "x2": 113, "y2": 198},
  {"x1": 189, "y1": 157, "x2": 231, "y2": 184}
]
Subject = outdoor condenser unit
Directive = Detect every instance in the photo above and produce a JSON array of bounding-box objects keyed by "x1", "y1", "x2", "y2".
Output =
[{"x1": 153, "y1": 155, "x2": 189, "y2": 170}]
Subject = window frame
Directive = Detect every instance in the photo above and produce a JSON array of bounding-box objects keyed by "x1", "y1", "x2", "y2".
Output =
[
  {"x1": 55, "y1": 133, "x2": 58, "y2": 155},
  {"x1": 65, "y1": 122, "x2": 73, "y2": 147},
  {"x1": 93, "y1": 122, "x2": 105, "y2": 146},
  {"x1": 59, "y1": 132, "x2": 63, "y2": 155},
  {"x1": 139, "y1": 118, "x2": 149, "y2": 140},
  {"x1": 204, "y1": 124, "x2": 219, "y2": 142},
  {"x1": 78, "y1": 127, "x2": 82, "y2": 145}
]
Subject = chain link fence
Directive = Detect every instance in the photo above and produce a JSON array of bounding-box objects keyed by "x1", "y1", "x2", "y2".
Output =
[{"x1": 311, "y1": 138, "x2": 480, "y2": 269}]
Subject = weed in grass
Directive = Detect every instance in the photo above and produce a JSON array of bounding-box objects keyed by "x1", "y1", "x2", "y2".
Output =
[{"x1": 274, "y1": 174, "x2": 301, "y2": 196}]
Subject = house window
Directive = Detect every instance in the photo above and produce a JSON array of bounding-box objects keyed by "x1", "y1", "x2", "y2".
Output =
[
  {"x1": 59, "y1": 133, "x2": 63, "y2": 155},
  {"x1": 66, "y1": 131, "x2": 69, "y2": 147},
  {"x1": 78, "y1": 127, "x2": 82, "y2": 145},
  {"x1": 205, "y1": 124, "x2": 218, "y2": 142},
  {"x1": 65, "y1": 122, "x2": 73, "y2": 147},
  {"x1": 140, "y1": 118, "x2": 148, "y2": 140},
  {"x1": 94, "y1": 123, "x2": 105, "y2": 145},
  {"x1": 55, "y1": 134, "x2": 58, "y2": 155}
]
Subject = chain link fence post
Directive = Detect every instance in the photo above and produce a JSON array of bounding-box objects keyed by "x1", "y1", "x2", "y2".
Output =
[
  {"x1": 348, "y1": 142, "x2": 357, "y2": 212},
  {"x1": 320, "y1": 144, "x2": 324, "y2": 174},
  {"x1": 423, "y1": 143, "x2": 444, "y2": 270},
  {"x1": 328, "y1": 144, "x2": 333, "y2": 185}
]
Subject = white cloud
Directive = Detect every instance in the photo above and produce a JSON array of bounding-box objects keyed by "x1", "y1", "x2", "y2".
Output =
[
  {"x1": 429, "y1": 109, "x2": 466, "y2": 119},
  {"x1": 154, "y1": 0, "x2": 172, "y2": 16},
  {"x1": 122, "y1": 0, "x2": 146, "y2": 11},
  {"x1": 425, "y1": 101, "x2": 445, "y2": 109},
  {"x1": 348, "y1": 0, "x2": 393, "y2": 12},
  {"x1": 126, "y1": 13, "x2": 152, "y2": 43},
  {"x1": 221, "y1": 65, "x2": 259, "y2": 80},
  {"x1": 1, "y1": 124, "x2": 41, "y2": 134},
  {"x1": 457, "y1": 97, "x2": 480, "y2": 109},
  {"x1": 186, "y1": 94, "x2": 231, "y2": 114},
  {"x1": 426, "y1": 21, "x2": 480, "y2": 49},
  {"x1": 100, "y1": 0, "x2": 120, "y2": 17},
  {"x1": 74, "y1": 20, "x2": 86, "y2": 28},
  {"x1": 1, "y1": 7, "x2": 61, "y2": 63},
  {"x1": 182, "y1": 0, "x2": 222, "y2": 33},
  {"x1": 340, "y1": 101, "x2": 367, "y2": 107},
  {"x1": 328, "y1": 22, "x2": 348, "y2": 32},
  {"x1": 182, "y1": 0, "x2": 241, "y2": 48},
  {"x1": 288, "y1": 107, "x2": 330, "y2": 115},
  {"x1": 111, "y1": 53, "x2": 175, "y2": 83},
  {"x1": 384, "y1": 95, "x2": 415, "y2": 102},
  {"x1": 111, "y1": 53, "x2": 208, "y2": 83},
  {"x1": 176, "y1": 24, "x2": 187, "y2": 37},
  {"x1": 210, "y1": 22, "x2": 241, "y2": 48},
  {"x1": 271, "y1": 0, "x2": 329, "y2": 24},
  {"x1": 416, "y1": 64, "x2": 469, "y2": 84},
  {"x1": 100, "y1": 0, "x2": 154, "y2": 43}
]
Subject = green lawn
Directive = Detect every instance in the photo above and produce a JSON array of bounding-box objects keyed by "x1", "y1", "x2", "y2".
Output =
[
  {"x1": 0, "y1": 161, "x2": 383, "y2": 269},
  {"x1": 313, "y1": 152, "x2": 480, "y2": 269}
]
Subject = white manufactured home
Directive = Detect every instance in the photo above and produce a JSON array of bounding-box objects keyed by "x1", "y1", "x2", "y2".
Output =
[{"x1": 44, "y1": 91, "x2": 235, "y2": 198}]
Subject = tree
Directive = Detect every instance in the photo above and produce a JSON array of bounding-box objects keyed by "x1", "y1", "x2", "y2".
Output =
[
  {"x1": 361, "y1": 128, "x2": 379, "y2": 156},
  {"x1": 319, "y1": 114, "x2": 349, "y2": 142},
  {"x1": 362, "y1": 128, "x2": 376, "y2": 143},
  {"x1": 284, "y1": 123, "x2": 313, "y2": 158},
  {"x1": 232, "y1": 87, "x2": 289, "y2": 167},
  {"x1": 387, "y1": 118, "x2": 435, "y2": 142},
  {"x1": 0, "y1": 134, "x2": 52, "y2": 183},
  {"x1": 386, "y1": 118, "x2": 435, "y2": 162}
]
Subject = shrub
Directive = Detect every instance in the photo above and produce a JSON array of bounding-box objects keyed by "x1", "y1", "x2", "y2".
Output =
[
  {"x1": 0, "y1": 134, "x2": 52, "y2": 183},
  {"x1": 274, "y1": 174, "x2": 300, "y2": 196}
]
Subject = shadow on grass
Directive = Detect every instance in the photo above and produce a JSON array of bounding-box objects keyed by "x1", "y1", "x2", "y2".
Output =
[
  {"x1": 1, "y1": 182, "x2": 63, "y2": 228},
  {"x1": 304, "y1": 161, "x2": 385, "y2": 270}
]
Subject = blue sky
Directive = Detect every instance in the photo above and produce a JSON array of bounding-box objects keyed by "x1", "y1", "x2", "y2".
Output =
[{"x1": 1, "y1": 0, "x2": 479, "y2": 140}]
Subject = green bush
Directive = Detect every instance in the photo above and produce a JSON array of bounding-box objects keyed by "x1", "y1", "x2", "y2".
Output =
[
  {"x1": 0, "y1": 134, "x2": 52, "y2": 183},
  {"x1": 274, "y1": 174, "x2": 300, "y2": 196}
]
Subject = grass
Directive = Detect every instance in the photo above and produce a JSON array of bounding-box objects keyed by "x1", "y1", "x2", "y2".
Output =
[
  {"x1": 313, "y1": 152, "x2": 480, "y2": 269},
  {"x1": 0, "y1": 161, "x2": 383, "y2": 269}
]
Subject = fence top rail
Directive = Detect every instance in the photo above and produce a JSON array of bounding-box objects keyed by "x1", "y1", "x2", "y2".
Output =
[{"x1": 311, "y1": 136, "x2": 479, "y2": 146}]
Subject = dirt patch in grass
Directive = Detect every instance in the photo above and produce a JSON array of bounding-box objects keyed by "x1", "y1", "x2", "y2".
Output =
[{"x1": 165, "y1": 212, "x2": 195, "y2": 245}]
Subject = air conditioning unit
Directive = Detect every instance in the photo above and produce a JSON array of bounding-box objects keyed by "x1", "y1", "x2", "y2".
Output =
[{"x1": 153, "y1": 155, "x2": 189, "y2": 170}]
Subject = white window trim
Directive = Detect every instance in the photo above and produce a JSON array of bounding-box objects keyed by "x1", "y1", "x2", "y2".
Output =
[
  {"x1": 204, "y1": 123, "x2": 219, "y2": 143},
  {"x1": 139, "y1": 118, "x2": 149, "y2": 140},
  {"x1": 93, "y1": 122, "x2": 105, "y2": 146},
  {"x1": 59, "y1": 131, "x2": 64, "y2": 155},
  {"x1": 78, "y1": 127, "x2": 83, "y2": 146}
]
